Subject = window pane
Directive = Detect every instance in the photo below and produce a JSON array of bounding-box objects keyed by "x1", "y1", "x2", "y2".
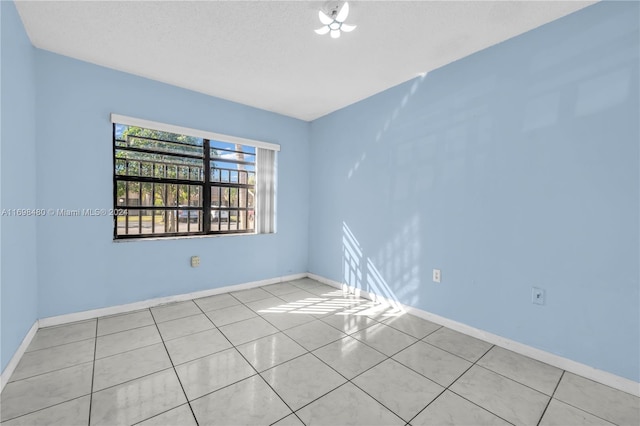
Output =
[
  {"x1": 140, "y1": 183, "x2": 153, "y2": 207},
  {"x1": 116, "y1": 182, "x2": 126, "y2": 206},
  {"x1": 187, "y1": 185, "x2": 202, "y2": 207},
  {"x1": 160, "y1": 210, "x2": 178, "y2": 233},
  {"x1": 248, "y1": 209, "x2": 255, "y2": 229},
  {"x1": 247, "y1": 189, "x2": 255, "y2": 208},
  {"x1": 125, "y1": 209, "x2": 142, "y2": 235},
  {"x1": 239, "y1": 188, "x2": 247, "y2": 208},
  {"x1": 166, "y1": 184, "x2": 178, "y2": 207},
  {"x1": 116, "y1": 210, "x2": 128, "y2": 236},
  {"x1": 125, "y1": 182, "x2": 140, "y2": 206},
  {"x1": 211, "y1": 186, "x2": 232, "y2": 209},
  {"x1": 177, "y1": 208, "x2": 203, "y2": 233},
  {"x1": 230, "y1": 210, "x2": 238, "y2": 230},
  {"x1": 154, "y1": 184, "x2": 164, "y2": 206},
  {"x1": 141, "y1": 162, "x2": 153, "y2": 177}
]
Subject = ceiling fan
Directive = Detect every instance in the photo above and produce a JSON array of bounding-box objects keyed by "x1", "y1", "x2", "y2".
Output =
[{"x1": 315, "y1": 1, "x2": 357, "y2": 39}]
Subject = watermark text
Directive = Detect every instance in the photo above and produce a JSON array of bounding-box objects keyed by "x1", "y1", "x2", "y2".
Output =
[{"x1": 1, "y1": 208, "x2": 128, "y2": 217}]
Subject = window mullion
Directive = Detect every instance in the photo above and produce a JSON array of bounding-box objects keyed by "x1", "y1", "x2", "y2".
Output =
[{"x1": 203, "y1": 139, "x2": 211, "y2": 233}]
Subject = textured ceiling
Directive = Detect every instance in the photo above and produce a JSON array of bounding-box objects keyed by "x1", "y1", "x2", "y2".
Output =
[{"x1": 15, "y1": 1, "x2": 596, "y2": 121}]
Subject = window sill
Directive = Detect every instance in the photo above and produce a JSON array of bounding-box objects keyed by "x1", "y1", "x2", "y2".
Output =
[{"x1": 112, "y1": 231, "x2": 273, "y2": 243}]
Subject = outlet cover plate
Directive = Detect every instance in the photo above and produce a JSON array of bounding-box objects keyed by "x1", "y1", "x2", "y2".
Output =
[{"x1": 532, "y1": 287, "x2": 545, "y2": 305}]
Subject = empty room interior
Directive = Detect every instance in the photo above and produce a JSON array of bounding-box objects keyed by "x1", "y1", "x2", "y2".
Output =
[{"x1": 1, "y1": 0, "x2": 639, "y2": 425}]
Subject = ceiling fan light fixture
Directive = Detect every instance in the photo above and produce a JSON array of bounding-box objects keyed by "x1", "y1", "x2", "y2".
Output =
[
  {"x1": 315, "y1": 1, "x2": 356, "y2": 39},
  {"x1": 318, "y1": 10, "x2": 333, "y2": 25},
  {"x1": 341, "y1": 23, "x2": 356, "y2": 33}
]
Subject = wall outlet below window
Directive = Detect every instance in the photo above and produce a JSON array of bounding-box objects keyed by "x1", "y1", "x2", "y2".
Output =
[{"x1": 191, "y1": 256, "x2": 200, "y2": 268}]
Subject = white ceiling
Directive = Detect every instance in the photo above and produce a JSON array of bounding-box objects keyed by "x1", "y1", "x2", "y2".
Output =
[{"x1": 16, "y1": 0, "x2": 596, "y2": 121}]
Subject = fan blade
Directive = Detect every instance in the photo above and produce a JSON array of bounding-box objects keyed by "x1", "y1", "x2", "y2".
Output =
[
  {"x1": 315, "y1": 26, "x2": 330, "y2": 35},
  {"x1": 318, "y1": 10, "x2": 333, "y2": 25},
  {"x1": 336, "y1": 2, "x2": 350, "y2": 22},
  {"x1": 330, "y1": 29, "x2": 341, "y2": 39},
  {"x1": 341, "y1": 24, "x2": 356, "y2": 32}
]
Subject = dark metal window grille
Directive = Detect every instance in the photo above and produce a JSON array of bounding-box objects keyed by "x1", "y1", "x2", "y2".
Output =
[{"x1": 113, "y1": 124, "x2": 256, "y2": 239}]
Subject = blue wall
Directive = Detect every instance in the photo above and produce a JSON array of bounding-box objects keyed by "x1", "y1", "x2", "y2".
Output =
[
  {"x1": 0, "y1": 1, "x2": 39, "y2": 372},
  {"x1": 309, "y1": 1, "x2": 639, "y2": 382},
  {"x1": 34, "y1": 51, "x2": 310, "y2": 318}
]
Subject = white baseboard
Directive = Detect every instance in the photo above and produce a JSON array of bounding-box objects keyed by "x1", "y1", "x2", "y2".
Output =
[
  {"x1": 308, "y1": 273, "x2": 640, "y2": 397},
  {"x1": 1, "y1": 320, "x2": 38, "y2": 392},
  {"x1": 39, "y1": 273, "x2": 306, "y2": 328}
]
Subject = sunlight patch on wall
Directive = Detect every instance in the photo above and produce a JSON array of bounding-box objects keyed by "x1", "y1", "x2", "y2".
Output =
[
  {"x1": 376, "y1": 73, "x2": 427, "y2": 144},
  {"x1": 342, "y1": 221, "x2": 423, "y2": 317},
  {"x1": 343, "y1": 222, "x2": 363, "y2": 290}
]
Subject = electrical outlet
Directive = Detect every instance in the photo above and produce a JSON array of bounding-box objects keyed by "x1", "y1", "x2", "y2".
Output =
[
  {"x1": 532, "y1": 287, "x2": 545, "y2": 305},
  {"x1": 190, "y1": 256, "x2": 200, "y2": 268},
  {"x1": 433, "y1": 269, "x2": 441, "y2": 283}
]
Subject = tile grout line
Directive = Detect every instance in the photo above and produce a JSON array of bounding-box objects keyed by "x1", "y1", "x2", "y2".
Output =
[
  {"x1": 548, "y1": 393, "x2": 623, "y2": 425},
  {"x1": 91, "y1": 366, "x2": 177, "y2": 394},
  {"x1": 19, "y1": 335, "x2": 96, "y2": 356},
  {"x1": 4, "y1": 359, "x2": 95, "y2": 386},
  {"x1": 87, "y1": 319, "x2": 99, "y2": 426},
  {"x1": 92, "y1": 340, "x2": 162, "y2": 363},
  {"x1": 148, "y1": 307, "x2": 200, "y2": 426},
  {"x1": 0, "y1": 394, "x2": 92, "y2": 424},
  {"x1": 469, "y1": 361, "x2": 561, "y2": 399},
  {"x1": 96, "y1": 322, "x2": 155, "y2": 339},
  {"x1": 536, "y1": 370, "x2": 565, "y2": 426}
]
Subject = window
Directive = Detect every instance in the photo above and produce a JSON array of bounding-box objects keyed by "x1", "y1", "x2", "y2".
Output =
[{"x1": 111, "y1": 114, "x2": 278, "y2": 239}]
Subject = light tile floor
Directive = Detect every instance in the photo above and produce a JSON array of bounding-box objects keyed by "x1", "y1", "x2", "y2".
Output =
[{"x1": 1, "y1": 278, "x2": 638, "y2": 425}]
